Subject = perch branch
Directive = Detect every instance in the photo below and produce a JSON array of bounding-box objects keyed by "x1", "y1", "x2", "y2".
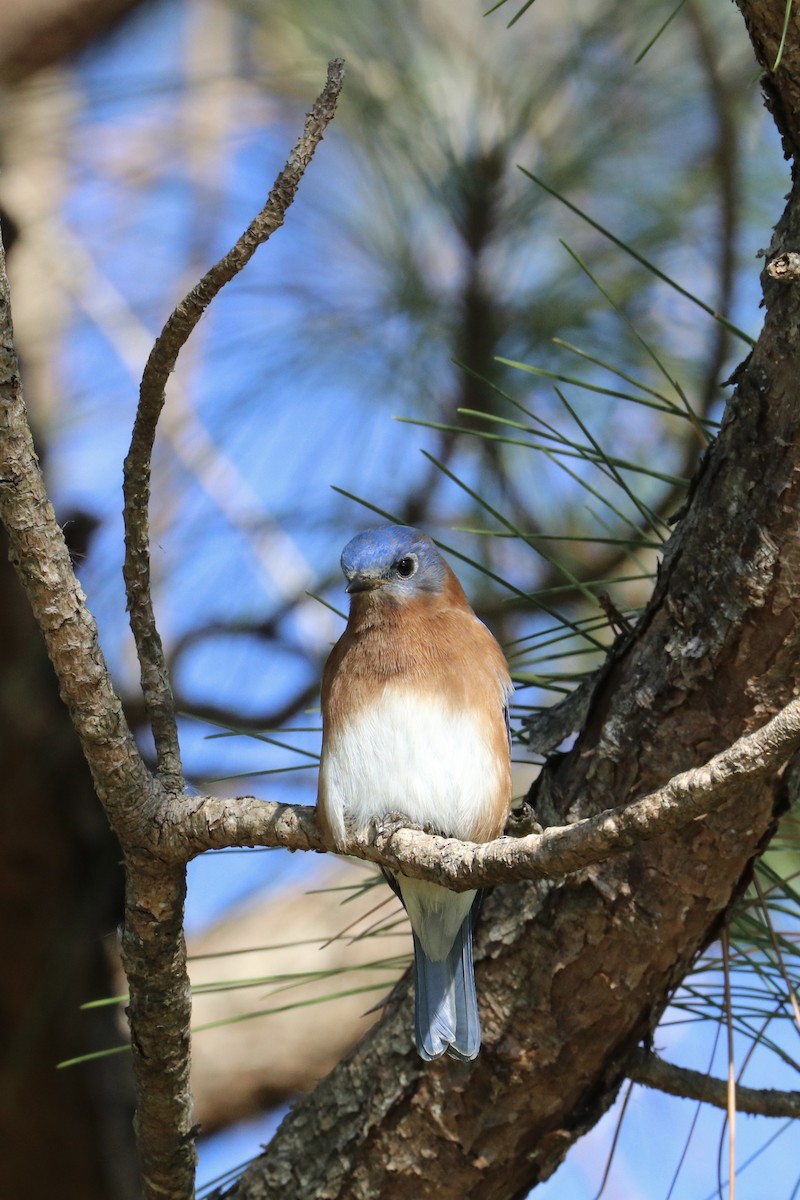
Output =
[{"x1": 170, "y1": 693, "x2": 800, "y2": 886}]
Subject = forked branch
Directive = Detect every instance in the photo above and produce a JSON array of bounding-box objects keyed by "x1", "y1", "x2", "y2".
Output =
[
  {"x1": 122, "y1": 58, "x2": 346, "y2": 792},
  {"x1": 1, "y1": 60, "x2": 347, "y2": 1200}
]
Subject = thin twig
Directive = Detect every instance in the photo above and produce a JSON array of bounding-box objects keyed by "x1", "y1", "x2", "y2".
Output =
[
  {"x1": 629, "y1": 1049, "x2": 800, "y2": 1118},
  {"x1": 122, "y1": 58, "x2": 346, "y2": 792},
  {"x1": 120, "y1": 62, "x2": 346, "y2": 1199},
  {"x1": 591, "y1": 1080, "x2": 633, "y2": 1200},
  {"x1": 753, "y1": 872, "x2": 800, "y2": 1034},
  {"x1": 722, "y1": 929, "x2": 737, "y2": 1200}
]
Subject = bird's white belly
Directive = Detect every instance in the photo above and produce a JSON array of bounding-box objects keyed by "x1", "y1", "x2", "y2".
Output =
[{"x1": 320, "y1": 686, "x2": 504, "y2": 846}]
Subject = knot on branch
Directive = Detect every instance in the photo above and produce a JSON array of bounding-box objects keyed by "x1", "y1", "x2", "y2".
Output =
[{"x1": 766, "y1": 251, "x2": 800, "y2": 282}]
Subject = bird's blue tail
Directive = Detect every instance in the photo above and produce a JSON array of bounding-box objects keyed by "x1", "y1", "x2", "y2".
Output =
[{"x1": 413, "y1": 915, "x2": 480, "y2": 1061}]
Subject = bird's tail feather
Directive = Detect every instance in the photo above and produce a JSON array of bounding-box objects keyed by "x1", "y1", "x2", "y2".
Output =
[{"x1": 413, "y1": 917, "x2": 480, "y2": 1061}]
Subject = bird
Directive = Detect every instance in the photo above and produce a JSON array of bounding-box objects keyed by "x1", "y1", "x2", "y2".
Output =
[{"x1": 317, "y1": 525, "x2": 513, "y2": 1060}]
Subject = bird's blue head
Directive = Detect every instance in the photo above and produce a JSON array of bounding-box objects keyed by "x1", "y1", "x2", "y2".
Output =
[{"x1": 340, "y1": 525, "x2": 447, "y2": 598}]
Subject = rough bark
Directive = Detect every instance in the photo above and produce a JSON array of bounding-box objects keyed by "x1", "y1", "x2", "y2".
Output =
[{"x1": 0, "y1": 516, "x2": 139, "y2": 1200}]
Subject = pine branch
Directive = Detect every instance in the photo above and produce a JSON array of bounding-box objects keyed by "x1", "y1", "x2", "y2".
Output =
[
  {"x1": 629, "y1": 1049, "x2": 800, "y2": 1119},
  {"x1": 170, "y1": 693, "x2": 800, "y2": 888}
]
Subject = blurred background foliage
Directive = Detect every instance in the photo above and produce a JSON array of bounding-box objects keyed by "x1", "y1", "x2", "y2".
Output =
[
  {"x1": 0, "y1": 0, "x2": 797, "y2": 1197},
  {"x1": 10, "y1": 0, "x2": 774, "y2": 750}
]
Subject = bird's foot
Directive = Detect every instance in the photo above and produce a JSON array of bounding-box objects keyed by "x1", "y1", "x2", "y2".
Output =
[{"x1": 369, "y1": 810, "x2": 415, "y2": 842}]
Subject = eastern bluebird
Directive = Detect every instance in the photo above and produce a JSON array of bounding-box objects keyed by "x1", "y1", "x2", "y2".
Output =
[{"x1": 317, "y1": 525, "x2": 513, "y2": 1060}]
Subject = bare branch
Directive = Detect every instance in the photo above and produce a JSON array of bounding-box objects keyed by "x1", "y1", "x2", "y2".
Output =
[
  {"x1": 0, "y1": 226, "x2": 196, "y2": 1200},
  {"x1": 122, "y1": 58, "x2": 346, "y2": 793},
  {"x1": 629, "y1": 1049, "x2": 800, "y2": 1119},
  {"x1": 172, "y1": 694, "x2": 800, "y2": 886},
  {"x1": 121, "y1": 856, "x2": 196, "y2": 1200},
  {"x1": 0, "y1": 211, "x2": 193, "y2": 1200},
  {"x1": 0, "y1": 232, "x2": 156, "y2": 841}
]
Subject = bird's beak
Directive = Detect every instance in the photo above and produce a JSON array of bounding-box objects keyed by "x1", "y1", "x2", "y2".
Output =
[{"x1": 345, "y1": 575, "x2": 386, "y2": 594}]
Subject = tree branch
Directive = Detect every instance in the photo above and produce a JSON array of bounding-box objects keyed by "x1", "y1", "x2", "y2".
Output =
[
  {"x1": 0, "y1": 212, "x2": 196, "y2": 1199},
  {"x1": 0, "y1": 234, "x2": 156, "y2": 842},
  {"x1": 166, "y1": 692, "x2": 800, "y2": 887},
  {"x1": 629, "y1": 1049, "x2": 800, "y2": 1119},
  {"x1": 0, "y1": 220, "x2": 198, "y2": 1200},
  {"x1": 122, "y1": 57, "x2": 346, "y2": 793}
]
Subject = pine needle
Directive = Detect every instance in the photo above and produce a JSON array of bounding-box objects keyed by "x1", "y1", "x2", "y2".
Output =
[
  {"x1": 634, "y1": 0, "x2": 688, "y2": 64},
  {"x1": 518, "y1": 168, "x2": 755, "y2": 347}
]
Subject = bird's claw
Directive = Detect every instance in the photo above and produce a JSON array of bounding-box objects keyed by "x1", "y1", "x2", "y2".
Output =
[
  {"x1": 369, "y1": 810, "x2": 413, "y2": 842},
  {"x1": 368, "y1": 813, "x2": 444, "y2": 849}
]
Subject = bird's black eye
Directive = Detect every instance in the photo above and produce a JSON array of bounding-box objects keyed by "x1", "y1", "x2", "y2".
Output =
[{"x1": 395, "y1": 555, "x2": 417, "y2": 578}]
